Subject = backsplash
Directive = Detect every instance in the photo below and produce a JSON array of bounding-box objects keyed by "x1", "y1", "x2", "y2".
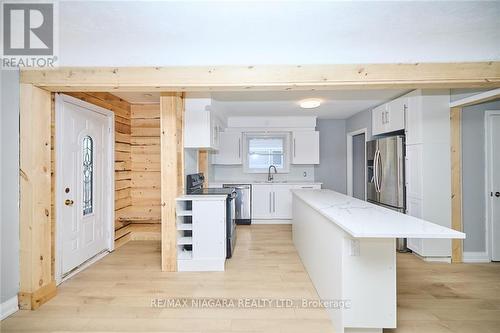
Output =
[{"x1": 211, "y1": 164, "x2": 315, "y2": 182}]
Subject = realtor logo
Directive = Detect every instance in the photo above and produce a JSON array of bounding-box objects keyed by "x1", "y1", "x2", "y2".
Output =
[
  {"x1": 1, "y1": 2, "x2": 57, "y2": 68},
  {"x1": 3, "y1": 3, "x2": 53, "y2": 55}
]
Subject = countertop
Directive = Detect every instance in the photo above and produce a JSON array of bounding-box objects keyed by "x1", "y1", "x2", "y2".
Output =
[
  {"x1": 292, "y1": 189, "x2": 466, "y2": 239},
  {"x1": 209, "y1": 181, "x2": 323, "y2": 186},
  {"x1": 176, "y1": 195, "x2": 228, "y2": 201}
]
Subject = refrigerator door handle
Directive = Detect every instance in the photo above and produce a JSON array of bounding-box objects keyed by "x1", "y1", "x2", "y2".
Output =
[
  {"x1": 377, "y1": 149, "x2": 383, "y2": 192},
  {"x1": 374, "y1": 149, "x2": 380, "y2": 193}
]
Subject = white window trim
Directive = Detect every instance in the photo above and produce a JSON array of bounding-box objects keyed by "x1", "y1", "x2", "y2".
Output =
[{"x1": 242, "y1": 132, "x2": 290, "y2": 174}]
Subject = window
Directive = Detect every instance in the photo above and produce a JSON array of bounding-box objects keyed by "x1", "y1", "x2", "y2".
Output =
[
  {"x1": 82, "y1": 136, "x2": 93, "y2": 215},
  {"x1": 244, "y1": 133, "x2": 289, "y2": 173}
]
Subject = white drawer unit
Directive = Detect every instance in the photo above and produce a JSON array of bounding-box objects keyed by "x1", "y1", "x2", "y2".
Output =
[
  {"x1": 176, "y1": 197, "x2": 226, "y2": 271},
  {"x1": 252, "y1": 183, "x2": 321, "y2": 220}
]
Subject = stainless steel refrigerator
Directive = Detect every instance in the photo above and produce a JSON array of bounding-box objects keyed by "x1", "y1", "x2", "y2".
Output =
[{"x1": 366, "y1": 135, "x2": 408, "y2": 251}]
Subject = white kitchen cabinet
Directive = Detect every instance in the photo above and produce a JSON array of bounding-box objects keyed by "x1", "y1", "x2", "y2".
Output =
[
  {"x1": 405, "y1": 144, "x2": 423, "y2": 199},
  {"x1": 292, "y1": 131, "x2": 320, "y2": 164},
  {"x1": 212, "y1": 131, "x2": 242, "y2": 165},
  {"x1": 372, "y1": 96, "x2": 406, "y2": 136},
  {"x1": 372, "y1": 104, "x2": 387, "y2": 136},
  {"x1": 252, "y1": 183, "x2": 321, "y2": 220},
  {"x1": 176, "y1": 197, "x2": 226, "y2": 271},
  {"x1": 404, "y1": 89, "x2": 452, "y2": 259},
  {"x1": 184, "y1": 98, "x2": 222, "y2": 150},
  {"x1": 405, "y1": 91, "x2": 423, "y2": 145},
  {"x1": 252, "y1": 184, "x2": 274, "y2": 219},
  {"x1": 273, "y1": 185, "x2": 293, "y2": 219}
]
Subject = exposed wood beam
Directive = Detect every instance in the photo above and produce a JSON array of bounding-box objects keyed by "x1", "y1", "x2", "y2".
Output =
[
  {"x1": 160, "y1": 93, "x2": 184, "y2": 271},
  {"x1": 19, "y1": 83, "x2": 56, "y2": 309},
  {"x1": 20, "y1": 62, "x2": 500, "y2": 92},
  {"x1": 450, "y1": 107, "x2": 463, "y2": 263},
  {"x1": 198, "y1": 150, "x2": 209, "y2": 187},
  {"x1": 449, "y1": 88, "x2": 500, "y2": 108}
]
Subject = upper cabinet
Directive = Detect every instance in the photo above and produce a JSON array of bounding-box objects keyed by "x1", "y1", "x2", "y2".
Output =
[
  {"x1": 372, "y1": 95, "x2": 407, "y2": 136},
  {"x1": 292, "y1": 131, "x2": 320, "y2": 164},
  {"x1": 184, "y1": 98, "x2": 222, "y2": 150},
  {"x1": 212, "y1": 131, "x2": 242, "y2": 165}
]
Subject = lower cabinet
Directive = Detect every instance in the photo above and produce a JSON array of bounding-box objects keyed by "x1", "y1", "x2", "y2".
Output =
[
  {"x1": 252, "y1": 183, "x2": 321, "y2": 220},
  {"x1": 176, "y1": 197, "x2": 226, "y2": 271}
]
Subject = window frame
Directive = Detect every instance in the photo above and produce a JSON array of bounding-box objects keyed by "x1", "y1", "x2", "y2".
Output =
[{"x1": 242, "y1": 132, "x2": 290, "y2": 174}]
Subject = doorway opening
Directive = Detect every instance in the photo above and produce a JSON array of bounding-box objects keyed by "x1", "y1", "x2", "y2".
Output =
[
  {"x1": 347, "y1": 129, "x2": 367, "y2": 200},
  {"x1": 486, "y1": 110, "x2": 500, "y2": 261}
]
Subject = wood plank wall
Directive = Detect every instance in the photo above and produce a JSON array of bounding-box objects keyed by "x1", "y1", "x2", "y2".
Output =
[
  {"x1": 130, "y1": 104, "x2": 161, "y2": 225},
  {"x1": 64, "y1": 92, "x2": 133, "y2": 241}
]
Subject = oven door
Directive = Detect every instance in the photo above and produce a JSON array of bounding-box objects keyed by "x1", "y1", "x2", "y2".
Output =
[{"x1": 226, "y1": 195, "x2": 237, "y2": 258}]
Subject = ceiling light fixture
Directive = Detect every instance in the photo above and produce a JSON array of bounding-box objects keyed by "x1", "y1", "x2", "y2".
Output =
[{"x1": 299, "y1": 98, "x2": 322, "y2": 109}]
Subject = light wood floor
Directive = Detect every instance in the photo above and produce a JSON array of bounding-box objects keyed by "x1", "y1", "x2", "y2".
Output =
[{"x1": 2, "y1": 225, "x2": 500, "y2": 333}]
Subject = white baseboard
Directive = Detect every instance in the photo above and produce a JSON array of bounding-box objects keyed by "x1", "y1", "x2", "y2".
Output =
[
  {"x1": 251, "y1": 219, "x2": 292, "y2": 225},
  {"x1": 1, "y1": 296, "x2": 19, "y2": 321},
  {"x1": 411, "y1": 252, "x2": 452, "y2": 263},
  {"x1": 463, "y1": 251, "x2": 490, "y2": 263}
]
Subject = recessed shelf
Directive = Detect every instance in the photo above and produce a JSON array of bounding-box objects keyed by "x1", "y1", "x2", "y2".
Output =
[
  {"x1": 177, "y1": 250, "x2": 193, "y2": 260},
  {"x1": 177, "y1": 236, "x2": 193, "y2": 245},
  {"x1": 177, "y1": 223, "x2": 193, "y2": 231},
  {"x1": 177, "y1": 210, "x2": 192, "y2": 217}
]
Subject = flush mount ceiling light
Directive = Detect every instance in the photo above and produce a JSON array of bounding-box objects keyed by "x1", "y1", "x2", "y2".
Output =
[{"x1": 299, "y1": 98, "x2": 322, "y2": 109}]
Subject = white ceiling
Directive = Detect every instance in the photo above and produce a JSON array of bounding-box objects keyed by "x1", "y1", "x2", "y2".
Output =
[
  {"x1": 58, "y1": 2, "x2": 499, "y2": 66},
  {"x1": 210, "y1": 90, "x2": 409, "y2": 119},
  {"x1": 113, "y1": 89, "x2": 409, "y2": 119}
]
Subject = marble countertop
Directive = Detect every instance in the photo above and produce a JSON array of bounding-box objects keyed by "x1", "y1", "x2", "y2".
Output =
[
  {"x1": 176, "y1": 195, "x2": 228, "y2": 201},
  {"x1": 292, "y1": 189, "x2": 466, "y2": 239},
  {"x1": 209, "y1": 181, "x2": 323, "y2": 186}
]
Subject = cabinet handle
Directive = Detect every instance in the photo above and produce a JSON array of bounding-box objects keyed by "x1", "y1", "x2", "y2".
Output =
[
  {"x1": 273, "y1": 192, "x2": 276, "y2": 212},
  {"x1": 382, "y1": 112, "x2": 385, "y2": 124},
  {"x1": 301, "y1": 186, "x2": 313, "y2": 189},
  {"x1": 293, "y1": 138, "x2": 296, "y2": 157}
]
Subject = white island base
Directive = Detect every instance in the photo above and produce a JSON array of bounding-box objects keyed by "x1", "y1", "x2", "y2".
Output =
[{"x1": 292, "y1": 189, "x2": 465, "y2": 333}]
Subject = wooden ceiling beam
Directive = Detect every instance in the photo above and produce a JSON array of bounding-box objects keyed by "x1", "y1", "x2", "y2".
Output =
[{"x1": 20, "y1": 62, "x2": 500, "y2": 92}]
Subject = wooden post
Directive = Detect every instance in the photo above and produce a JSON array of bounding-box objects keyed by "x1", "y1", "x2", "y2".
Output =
[
  {"x1": 198, "y1": 150, "x2": 209, "y2": 187},
  {"x1": 450, "y1": 107, "x2": 463, "y2": 263},
  {"x1": 160, "y1": 93, "x2": 184, "y2": 271},
  {"x1": 19, "y1": 83, "x2": 56, "y2": 309}
]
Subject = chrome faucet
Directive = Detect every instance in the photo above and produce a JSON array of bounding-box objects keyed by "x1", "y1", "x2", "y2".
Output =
[{"x1": 268, "y1": 165, "x2": 277, "y2": 182}]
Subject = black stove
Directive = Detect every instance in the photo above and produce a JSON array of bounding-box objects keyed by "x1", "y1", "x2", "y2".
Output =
[{"x1": 186, "y1": 173, "x2": 237, "y2": 258}]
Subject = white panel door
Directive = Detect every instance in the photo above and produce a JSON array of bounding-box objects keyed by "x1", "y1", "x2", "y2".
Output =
[
  {"x1": 59, "y1": 99, "x2": 110, "y2": 274},
  {"x1": 487, "y1": 112, "x2": 500, "y2": 261},
  {"x1": 292, "y1": 131, "x2": 320, "y2": 164},
  {"x1": 213, "y1": 132, "x2": 242, "y2": 165},
  {"x1": 252, "y1": 184, "x2": 273, "y2": 219}
]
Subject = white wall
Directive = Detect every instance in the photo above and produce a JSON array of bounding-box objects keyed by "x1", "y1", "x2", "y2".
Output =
[
  {"x1": 1, "y1": 70, "x2": 20, "y2": 304},
  {"x1": 314, "y1": 120, "x2": 347, "y2": 193},
  {"x1": 461, "y1": 99, "x2": 500, "y2": 253},
  {"x1": 57, "y1": 1, "x2": 500, "y2": 66}
]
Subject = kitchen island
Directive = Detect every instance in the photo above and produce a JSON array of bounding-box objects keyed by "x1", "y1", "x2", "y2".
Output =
[{"x1": 292, "y1": 189, "x2": 465, "y2": 333}]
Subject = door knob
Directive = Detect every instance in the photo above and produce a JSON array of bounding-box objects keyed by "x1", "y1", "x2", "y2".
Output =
[
  {"x1": 65, "y1": 199, "x2": 74, "y2": 206},
  {"x1": 495, "y1": 192, "x2": 500, "y2": 198}
]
